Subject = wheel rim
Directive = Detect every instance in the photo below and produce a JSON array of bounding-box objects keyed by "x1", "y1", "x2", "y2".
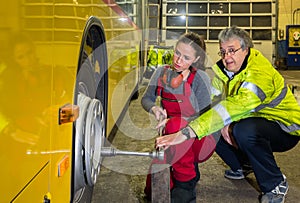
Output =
[{"x1": 84, "y1": 98, "x2": 105, "y2": 186}]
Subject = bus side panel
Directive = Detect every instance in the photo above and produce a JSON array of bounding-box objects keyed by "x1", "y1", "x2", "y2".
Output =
[{"x1": 12, "y1": 165, "x2": 49, "y2": 202}]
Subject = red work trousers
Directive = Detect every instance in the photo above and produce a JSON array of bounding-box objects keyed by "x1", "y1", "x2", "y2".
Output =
[{"x1": 144, "y1": 117, "x2": 216, "y2": 197}]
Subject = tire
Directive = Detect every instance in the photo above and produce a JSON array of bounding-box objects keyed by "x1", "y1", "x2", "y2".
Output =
[{"x1": 72, "y1": 17, "x2": 108, "y2": 203}]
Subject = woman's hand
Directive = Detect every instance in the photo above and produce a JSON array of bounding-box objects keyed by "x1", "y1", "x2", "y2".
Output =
[
  {"x1": 151, "y1": 106, "x2": 167, "y2": 121},
  {"x1": 156, "y1": 118, "x2": 168, "y2": 131}
]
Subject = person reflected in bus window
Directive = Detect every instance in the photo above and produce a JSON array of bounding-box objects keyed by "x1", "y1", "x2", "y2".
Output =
[
  {"x1": 155, "y1": 26, "x2": 300, "y2": 203},
  {"x1": 141, "y1": 32, "x2": 217, "y2": 202},
  {"x1": 0, "y1": 32, "x2": 55, "y2": 146},
  {"x1": 5, "y1": 32, "x2": 72, "y2": 144}
]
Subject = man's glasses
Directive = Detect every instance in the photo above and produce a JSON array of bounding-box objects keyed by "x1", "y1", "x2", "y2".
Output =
[{"x1": 218, "y1": 47, "x2": 242, "y2": 58}]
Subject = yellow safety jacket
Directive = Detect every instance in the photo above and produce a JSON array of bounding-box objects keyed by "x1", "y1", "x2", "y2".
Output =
[{"x1": 189, "y1": 48, "x2": 300, "y2": 139}]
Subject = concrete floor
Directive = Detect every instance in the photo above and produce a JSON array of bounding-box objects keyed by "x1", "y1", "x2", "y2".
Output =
[{"x1": 92, "y1": 70, "x2": 300, "y2": 203}]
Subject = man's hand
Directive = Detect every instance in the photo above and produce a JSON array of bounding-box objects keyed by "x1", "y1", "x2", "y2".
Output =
[
  {"x1": 155, "y1": 131, "x2": 185, "y2": 150},
  {"x1": 155, "y1": 127, "x2": 196, "y2": 150},
  {"x1": 221, "y1": 124, "x2": 238, "y2": 148}
]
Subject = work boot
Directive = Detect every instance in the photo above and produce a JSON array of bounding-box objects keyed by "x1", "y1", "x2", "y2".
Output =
[
  {"x1": 171, "y1": 171, "x2": 199, "y2": 203},
  {"x1": 171, "y1": 186, "x2": 196, "y2": 203}
]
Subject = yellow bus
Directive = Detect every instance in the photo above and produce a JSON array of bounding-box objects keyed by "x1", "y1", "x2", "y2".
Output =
[{"x1": 0, "y1": 0, "x2": 148, "y2": 202}]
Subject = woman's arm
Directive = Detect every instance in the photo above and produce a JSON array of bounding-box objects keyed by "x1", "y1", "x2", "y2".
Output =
[
  {"x1": 190, "y1": 70, "x2": 212, "y2": 118},
  {"x1": 196, "y1": 70, "x2": 212, "y2": 107},
  {"x1": 141, "y1": 67, "x2": 163, "y2": 112}
]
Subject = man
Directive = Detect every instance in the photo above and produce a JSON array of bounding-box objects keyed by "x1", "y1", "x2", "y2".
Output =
[{"x1": 155, "y1": 26, "x2": 300, "y2": 203}]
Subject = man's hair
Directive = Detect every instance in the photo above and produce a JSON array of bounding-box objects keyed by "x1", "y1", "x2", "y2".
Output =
[{"x1": 218, "y1": 25, "x2": 254, "y2": 50}]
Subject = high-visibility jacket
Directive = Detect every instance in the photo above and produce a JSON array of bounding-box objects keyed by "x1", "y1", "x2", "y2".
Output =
[{"x1": 189, "y1": 48, "x2": 300, "y2": 139}]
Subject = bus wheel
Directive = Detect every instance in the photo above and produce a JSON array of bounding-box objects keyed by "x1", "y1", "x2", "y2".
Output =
[{"x1": 73, "y1": 17, "x2": 108, "y2": 202}]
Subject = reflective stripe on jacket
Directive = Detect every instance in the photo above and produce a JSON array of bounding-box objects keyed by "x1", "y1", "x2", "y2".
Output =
[{"x1": 189, "y1": 48, "x2": 300, "y2": 139}]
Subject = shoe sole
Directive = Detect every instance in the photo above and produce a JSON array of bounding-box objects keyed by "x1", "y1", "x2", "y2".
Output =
[{"x1": 224, "y1": 175, "x2": 245, "y2": 180}]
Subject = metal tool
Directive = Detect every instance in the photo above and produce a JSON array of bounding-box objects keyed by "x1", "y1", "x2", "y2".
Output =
[{"x1": 101, "y1": 147, "x2": 165, "y2": 160}]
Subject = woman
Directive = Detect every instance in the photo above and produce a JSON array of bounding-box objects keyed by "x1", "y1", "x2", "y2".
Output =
[{"x1": 141, "y1": 32, "x2": 216, "y2": 202}]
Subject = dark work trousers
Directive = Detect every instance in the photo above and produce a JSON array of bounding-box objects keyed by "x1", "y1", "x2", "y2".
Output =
[{"x1": 215, "y1": 117, "x2": 300, "y2": 193}]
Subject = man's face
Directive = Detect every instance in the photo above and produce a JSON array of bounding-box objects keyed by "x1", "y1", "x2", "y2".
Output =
[{"x1": 219, "y1": 39, "x2": 248, "y2": 73}]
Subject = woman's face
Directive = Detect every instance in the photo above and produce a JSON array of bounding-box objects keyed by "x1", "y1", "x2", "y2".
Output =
[
  {"x1": 172, "y1": 42, "x2": 199, "y2": 72},
  {"x1": 14, "y1": 42, "x2": 37, "y2": 71}
]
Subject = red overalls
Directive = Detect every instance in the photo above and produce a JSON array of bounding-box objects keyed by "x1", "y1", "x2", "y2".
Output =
[{"x1": 144, "y1": 67, "x2": 216, "y2": 197}]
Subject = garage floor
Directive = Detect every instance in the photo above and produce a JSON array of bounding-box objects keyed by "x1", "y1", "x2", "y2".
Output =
[{"x1": 92, "y1": 70, "x2": 300, "y2": 203}]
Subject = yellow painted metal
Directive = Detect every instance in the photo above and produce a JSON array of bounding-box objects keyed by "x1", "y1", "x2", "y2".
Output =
[{"x1": 0, "y1": 0, "x2": 141, "y2": 202}]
